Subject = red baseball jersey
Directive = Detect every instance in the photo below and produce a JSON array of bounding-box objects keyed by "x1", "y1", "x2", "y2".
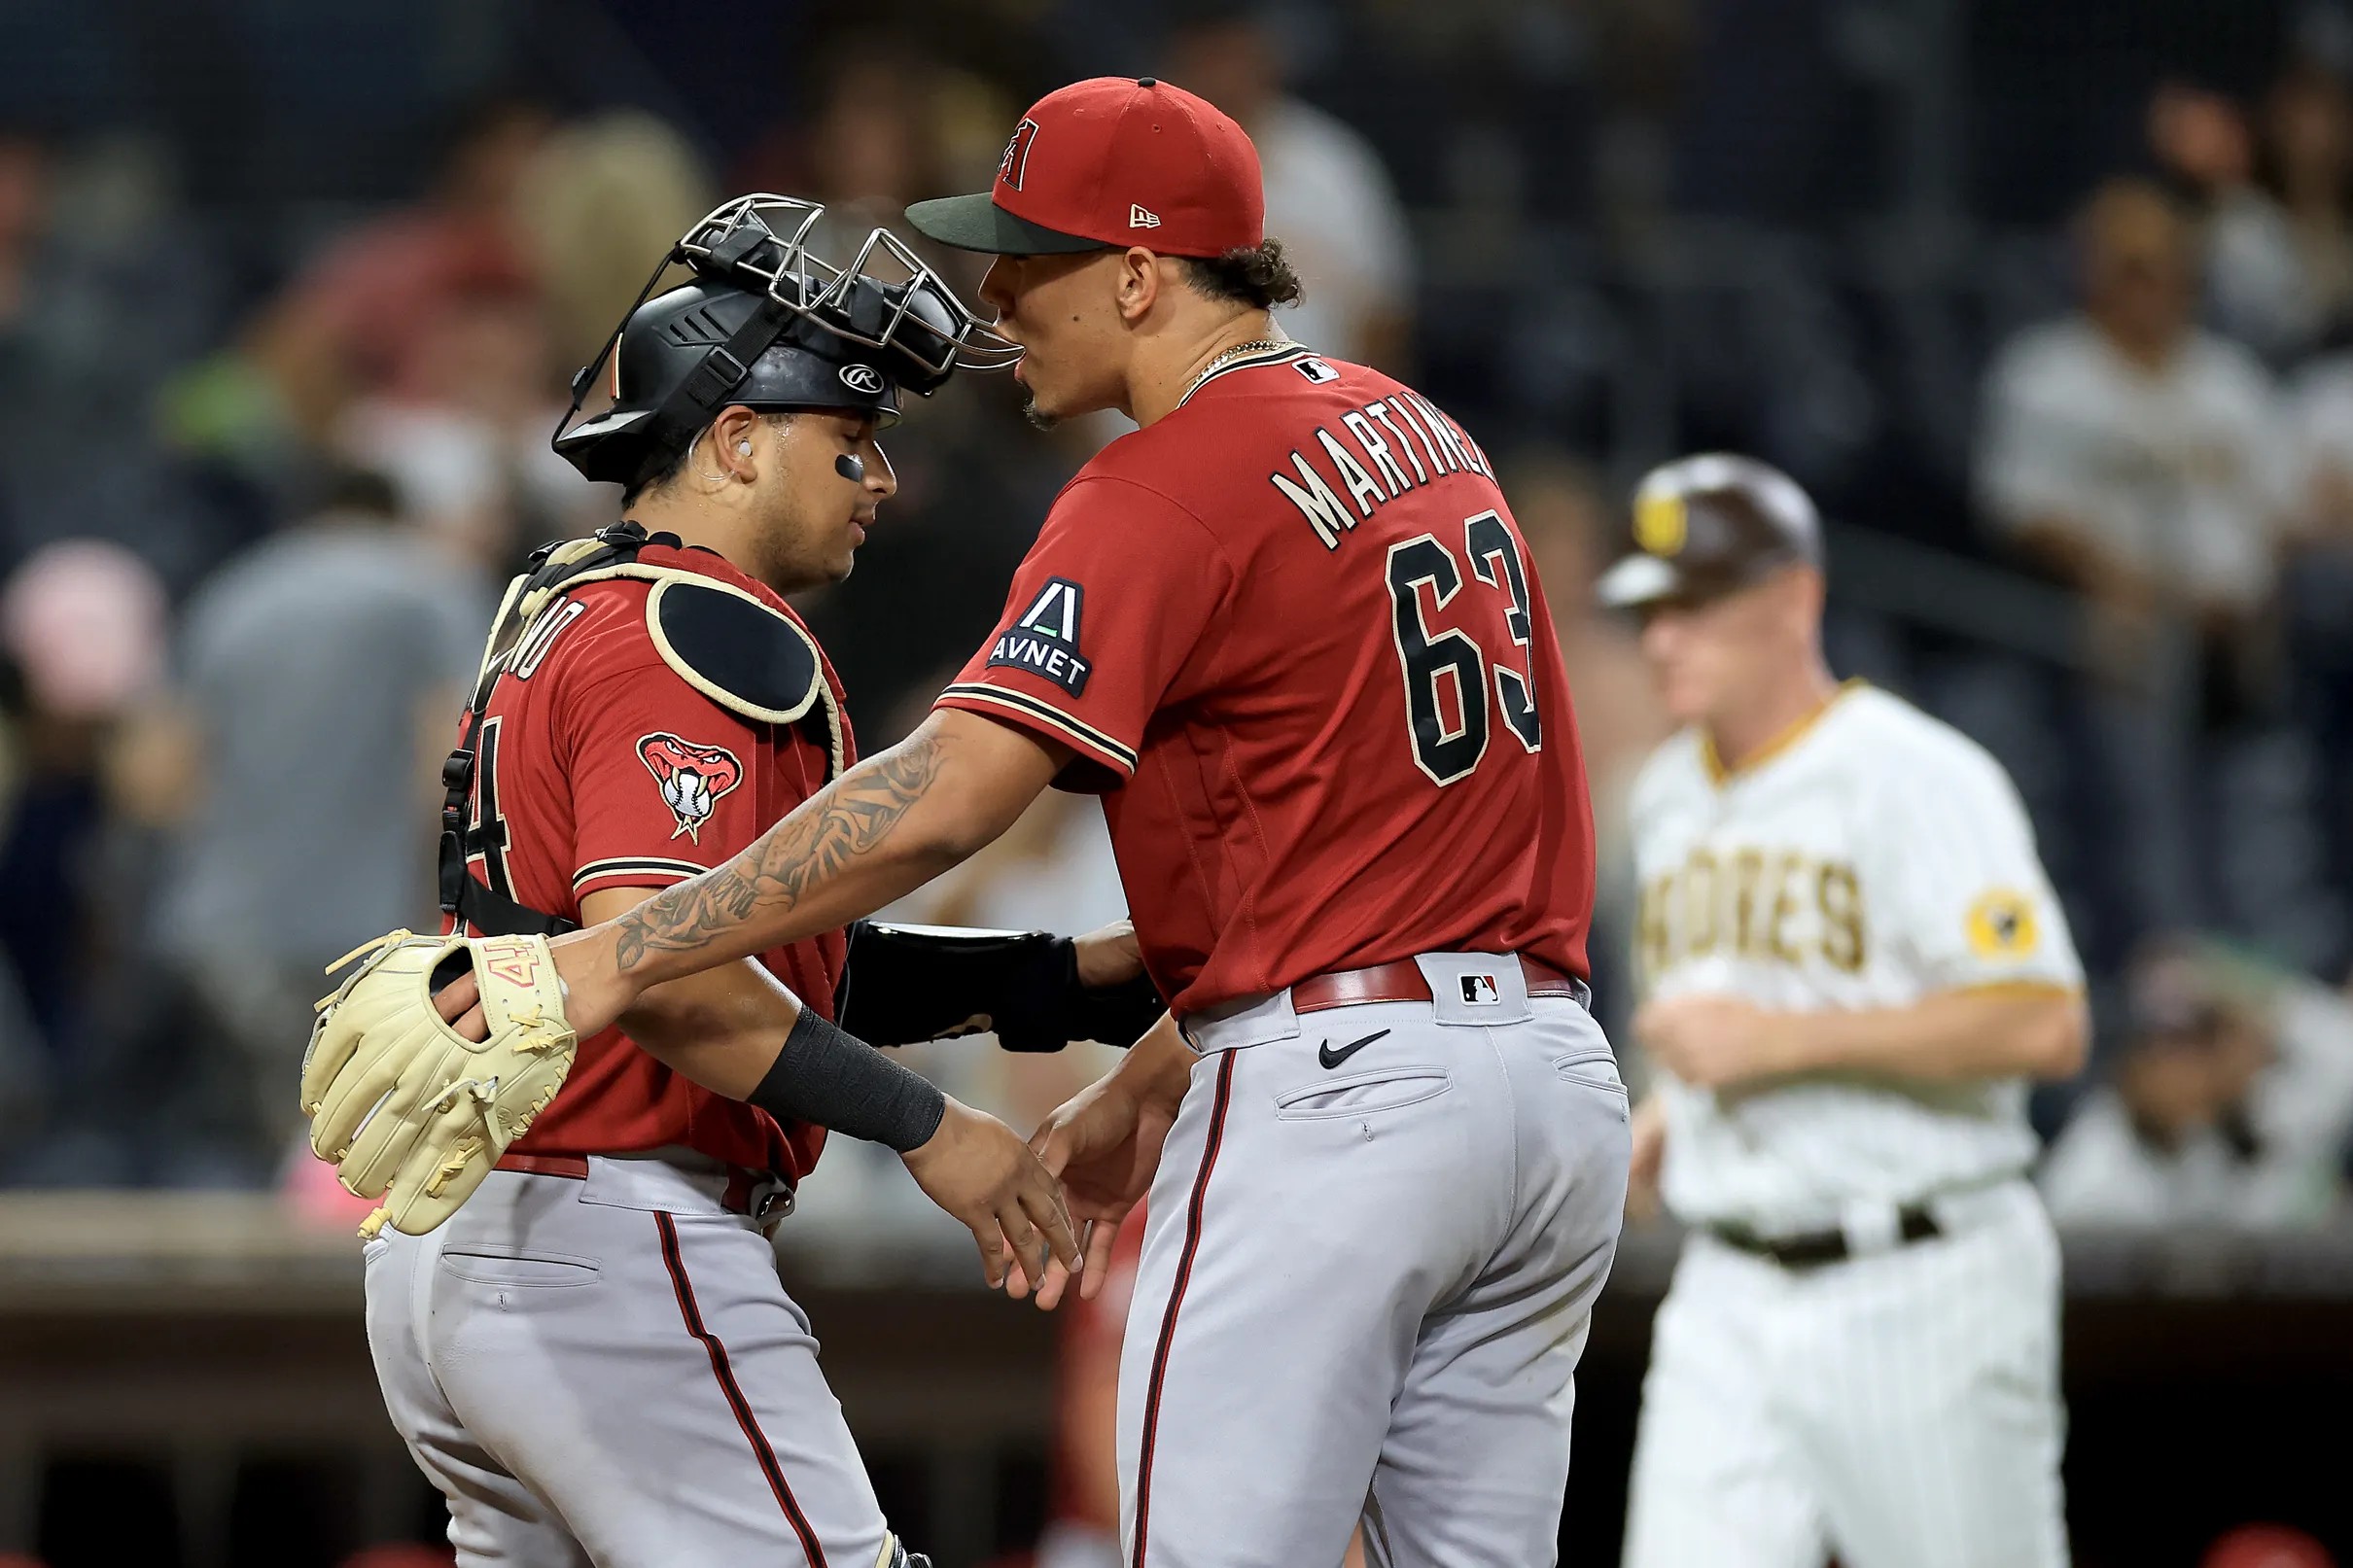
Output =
[
  {"x1": 451, "y1": 542, "x2": 850, "y2": 1178},
  {"x1": 937, "y1": 344, "x2": 1595, "y2": 1013}
]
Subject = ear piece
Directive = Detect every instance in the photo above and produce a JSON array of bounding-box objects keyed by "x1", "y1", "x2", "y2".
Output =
[{"x1": 737, "y1": 440, "x2": 753, "y2": 454}]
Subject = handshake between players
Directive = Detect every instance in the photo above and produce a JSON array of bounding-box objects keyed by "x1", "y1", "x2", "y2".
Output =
[{"x1": 300, "y1": 913, "x2": 1159, "y2": 1292}]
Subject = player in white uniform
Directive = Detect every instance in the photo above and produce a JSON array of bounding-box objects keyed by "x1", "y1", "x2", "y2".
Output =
[{"x1": 1598, "y1": 454, "x2": 2090, "y2": 1568}]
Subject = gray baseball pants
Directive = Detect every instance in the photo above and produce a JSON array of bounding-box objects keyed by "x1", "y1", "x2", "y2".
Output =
[
  {"x1": 1119, "y1": 953, "x2": 1631, "y2": 1568},
  {"x1": 364, "y1": 1151, "x2": 905, "y2": 1567}
]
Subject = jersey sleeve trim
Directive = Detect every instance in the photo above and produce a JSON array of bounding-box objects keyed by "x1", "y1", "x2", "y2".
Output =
[
  {"x1": 935, "y1": 682, "x2": 1140, "y2": 778},
  {"x1": 573, "y1": 855, "x2": 711, "y2": 895}
]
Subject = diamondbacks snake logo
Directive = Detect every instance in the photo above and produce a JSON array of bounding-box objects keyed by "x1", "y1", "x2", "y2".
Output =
[{"x1": 636, "y1": 733, "x2": 744, "y2": 842}]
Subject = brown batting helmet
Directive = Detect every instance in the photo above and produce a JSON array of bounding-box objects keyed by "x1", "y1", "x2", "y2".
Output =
[{"x1": 1594, "y1": 453, "x2": 1822, "y2": 610}]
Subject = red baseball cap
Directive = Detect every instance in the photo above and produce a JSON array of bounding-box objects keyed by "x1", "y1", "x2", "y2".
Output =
[{"x1": 906, "y1": 77, "x2": 1264, "y2": 259}]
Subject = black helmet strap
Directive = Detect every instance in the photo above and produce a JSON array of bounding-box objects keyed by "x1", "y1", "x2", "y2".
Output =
[
  {"x1": 551, "y1": 244, "x2": 680, "y2": 462},
  {"x1": 549, "y1": 233, "x2": 809, "y2": 494},
  {"x1": 625, "y1": 290, "x2": 798, "y2": 490},
  {"x1": 437, "y1": 519, "x2": 655, "y2": 939}
]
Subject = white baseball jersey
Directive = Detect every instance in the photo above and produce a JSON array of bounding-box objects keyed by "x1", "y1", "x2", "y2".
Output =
[{"x1": 1629, "y1": 681, "x2": 2084, "y2": 1233}]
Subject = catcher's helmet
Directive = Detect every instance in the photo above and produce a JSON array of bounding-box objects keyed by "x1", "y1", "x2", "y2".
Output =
[
  {"x1": 553, "y1": 194, "x2": 1016, "y2": 489},
  {"x1": 1595, "y1": 452, "x2": 1822, "y2": 610}
]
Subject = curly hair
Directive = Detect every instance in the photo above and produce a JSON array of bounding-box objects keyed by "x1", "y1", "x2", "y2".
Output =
[{"x1": 1179, "y1": 236, "x2": 1305, "y2": 310}]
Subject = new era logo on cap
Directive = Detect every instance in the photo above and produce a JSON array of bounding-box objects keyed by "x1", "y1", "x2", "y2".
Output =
[{"x1": 1129, "y1": 203, "x2": 1162, "y2": 228}]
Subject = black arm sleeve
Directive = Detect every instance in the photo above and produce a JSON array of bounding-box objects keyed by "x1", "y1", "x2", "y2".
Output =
[
  {"x1": 748, "y1": 1007, "x2": 946, "y2": 1152},
  {"x1": 837, "y1": 921, "x2": 1166, "y2": 1052}
]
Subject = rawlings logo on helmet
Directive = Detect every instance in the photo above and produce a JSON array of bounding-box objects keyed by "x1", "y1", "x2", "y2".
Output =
[
  {"x1": 637, "y1": 733, "x2": 745, "y2": 842},
  {"x1": 839, "y1": 364, "x2": 887, "y2": 395}
]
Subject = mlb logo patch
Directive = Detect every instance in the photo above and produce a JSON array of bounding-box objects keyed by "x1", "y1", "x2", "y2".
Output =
[
  {"x1": 1460, "y1": 973, "x2": 1501, "y2": 1005},
  {"x1": 1295, "y1": 357, "x2": 1340, "y2": 384}
]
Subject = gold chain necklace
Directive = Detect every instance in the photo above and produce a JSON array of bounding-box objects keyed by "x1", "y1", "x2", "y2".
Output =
[{"x1": 1184, "y1": 336, "x2": 1291, "y2": 399}]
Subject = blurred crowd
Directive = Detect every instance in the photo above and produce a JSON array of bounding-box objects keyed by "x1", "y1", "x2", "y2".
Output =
[{"x1": 0, "y1": 0, "x2": 2348, "y2": 1261}]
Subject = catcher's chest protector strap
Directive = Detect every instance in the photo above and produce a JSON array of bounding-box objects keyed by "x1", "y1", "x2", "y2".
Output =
[
  {"x1": 439, "y1": 523, "x2": 848, "y2": 938},
  {"x1": 439, "y1": 523, "x2": 655, "y2": 938}
]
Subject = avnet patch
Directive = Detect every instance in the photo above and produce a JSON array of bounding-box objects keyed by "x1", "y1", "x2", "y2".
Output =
[{"x1": 986, "y1": 577, "x2": 1092, "y2": 697}]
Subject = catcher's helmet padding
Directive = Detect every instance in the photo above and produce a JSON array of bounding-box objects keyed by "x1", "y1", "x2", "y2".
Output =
[{"x1": 552, "y1": 193, "x2": 1013, "y2": 490}]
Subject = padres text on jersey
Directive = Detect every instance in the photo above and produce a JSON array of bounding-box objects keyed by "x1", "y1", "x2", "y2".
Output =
[{"x1": 1629, "y1": 682, "x2": 2085, "y2": 1231}]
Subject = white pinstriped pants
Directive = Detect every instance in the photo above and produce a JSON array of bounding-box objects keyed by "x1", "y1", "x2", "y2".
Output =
[{"x1": 1622, "y1": 1181, "x2": 2068, "y2": 1568}]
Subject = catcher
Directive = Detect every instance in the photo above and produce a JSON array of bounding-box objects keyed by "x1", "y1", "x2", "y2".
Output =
[{"x1": 303, "y1": 197, "x2": 1151, "y2": 1567}]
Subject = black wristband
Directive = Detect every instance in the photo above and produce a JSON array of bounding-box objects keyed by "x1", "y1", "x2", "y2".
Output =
[{"x1": 749, "y1": 1008, "x2": 946, "y2": 1153}]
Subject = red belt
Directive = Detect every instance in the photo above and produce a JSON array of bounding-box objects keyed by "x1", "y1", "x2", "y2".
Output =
[
  {"x1": 493, "y1": 1151, "x2": 777, "y2": 1217},
  {"x1": 1290, "y1": 954, "x2": 1588, "y2": 1014}
]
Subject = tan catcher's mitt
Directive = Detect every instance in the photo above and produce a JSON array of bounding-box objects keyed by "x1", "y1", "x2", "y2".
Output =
[{"x1": 300, "y1": 931, "x2": 579, "y2": 1238}]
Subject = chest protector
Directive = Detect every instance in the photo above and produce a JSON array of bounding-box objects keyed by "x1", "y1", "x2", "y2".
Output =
[{"x1": 439, "y1": 520, "x2": 847, "y2": 938}]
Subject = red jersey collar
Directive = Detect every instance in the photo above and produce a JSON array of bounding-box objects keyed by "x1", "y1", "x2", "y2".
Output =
[{"x1": 1174, "y1": 340, "x2": 1318, "y2": 410}]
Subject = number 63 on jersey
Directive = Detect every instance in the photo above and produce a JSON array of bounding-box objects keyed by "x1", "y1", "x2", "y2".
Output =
[{"x1": 1386, "y1": 507, "x2": 1544, "y2": 785}]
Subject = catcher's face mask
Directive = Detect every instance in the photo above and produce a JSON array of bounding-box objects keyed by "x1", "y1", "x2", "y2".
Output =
[{"x1": 552, "y1": 194, "x2": 1016, "y2": 488}]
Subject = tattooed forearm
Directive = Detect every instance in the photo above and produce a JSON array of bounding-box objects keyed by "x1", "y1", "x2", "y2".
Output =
[
  {"x1": 615, "y1": 737, "x2": 944, "y2": 976},
  {"x1": 613, "y1": 865, "x2": 759, "y2": 973}
]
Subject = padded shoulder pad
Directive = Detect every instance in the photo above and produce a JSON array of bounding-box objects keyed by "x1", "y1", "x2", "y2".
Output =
[{"x1": 646, "y1": 577, "x2": 824, "y2": 724}]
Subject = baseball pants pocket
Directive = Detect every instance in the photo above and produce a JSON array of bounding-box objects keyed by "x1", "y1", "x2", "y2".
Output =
[
  {"x1": 1118, "y1": 1030, "x2": 1501, "y2": 1568},
  {"x1": 435, "y1": 1248, "x2": 601, "y2": 1288},
  {"x1": 366, "y1": 1222, "x2": 594, "y2": 1568},
  {"x1": 1364, "y1": 1007, "x2": 1629, "y2": 1568},
  {"x1": 1273, "y1": 1064, "x2": 1452, "y2": 1120},
  {"x1": 375, "y1": 1167, "x2": 900, "y2": 1568},
  {"x1": 1552, "y1": 1046, "x2": 1630, "y2": 1098}
]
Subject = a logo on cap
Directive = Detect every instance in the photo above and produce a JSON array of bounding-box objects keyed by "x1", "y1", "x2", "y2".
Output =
[
  {"x1": 1001, "y1": 119, "x2": 1040, "y2": 192},
  {"x1": 1634, "y1": 491, "x2": 1688, "y2": 556},
  {"x1": 1129, "y1": 203, "x2": 1163, "y2": 229},
  {"x1": 839, "y1": 364, "x2": 886, "y2": 395}
]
